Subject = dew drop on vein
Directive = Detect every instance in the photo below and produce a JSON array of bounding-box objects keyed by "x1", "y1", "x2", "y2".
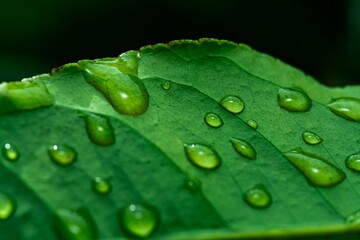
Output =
[
  {"x1": 118, "y1": 204, "x2": 160, "y2": 238},
  {"x1": 247, "y1": 119, "x2": 258, "y2": 129},
  {"x1": 160, "y1": 81, "x2": 171, "y2": 90},
  {"x1": 92, "y1": 177, "x2": 112, "y2": 195},
  {"x1": 327, "y1": 97, "x2": 360, "y2": 122},
  {"x1": 204, "y1": 112, "x2": 223, "y2": 128},
  {"x1": 277, "y1": 88, "x2": 312, "y2": 112},
  {"x1": 345, "y1": 153, "x2": 360, "y2": 172},
  {"x1": 243, "y1": 184, "x2": 272, "y2": 209},
  {"x1": 81, "y1": 112, "x2": 115, "y2": 146},
  {"x1": 302, "y1": 131, "x2": 323, "y2": 145},
  {"x1": 184, "y1": 143, "x2": 221, "y2": 170},
  {"x1": 0, "y1": 192, "x2": 16, "y2": 220},
  {"x1": 2, "y1": 143, "x2": 20, "y2": 161},
  {"x1": 230, "y1": 138, "x2": 256, "y2": 160},
  {"x1": 219, "y1": 95, "x2": 245, "y2": 114},
  {"x1": 284, "y1": 149, "x2": 345, "y2": 187},
  {"x1": 48, "y1": 144, "x2": 77, "y2": 166}
]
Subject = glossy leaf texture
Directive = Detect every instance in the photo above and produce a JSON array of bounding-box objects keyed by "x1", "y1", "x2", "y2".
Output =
[{"x1": 1, "y1": 39, "x2": 360, "y2": 240}]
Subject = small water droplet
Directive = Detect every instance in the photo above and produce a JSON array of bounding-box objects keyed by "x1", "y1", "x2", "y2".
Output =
[
  {"x1": 302, "y1": 131, "x2": 323, "y2": 145},
  {"x1": 2, "y1": 143, "x2": 20, "y2": 161},
  {"x1": 204, "y1": 112, "x2": 223, "y2": 128},
  {"x1": 277, "y1": 88, "x2": 312, "y2": 112},
  {"x1": 219, "y1": 95, "x2": 245, "y2": 114},
  {"x1": 184, "y1": 143, "x2": 221, "y2": 170},
  {"x1": 346, "y1": 209, "x2": 360, "y2": 224},
  {"x1": 184, "y1": 175, "x2": 202, "y2": 193},
  {"x1": 284, "y1": 149, "x2": 345, "y2": 187},
  {"x1": 53, "y1": 208, "x2": 98, "y2": 240},
  {"x1": 246, "y1": 119, "x2": 258, "y2": 129},
  {"x1": 92, "y1": 177, "x2": 112, "y2": 195},
  {"x1": 327, "y1": 97, "x2": 360, "y2": 122},
  {"x1": 118, "y1": 204, "x2": 159, "y2": 238},
  {"x1": 0, "y1": 192, "x2": 16, "y2": 220},
  {"x1": 48, "y1": 145, "x2": 77, "y2": 166},
  {"x1": 345, "y1": 153, "x2": 360, "y2": 172},
  {"x1": 243, "y1": 184, "x2": 272, "y2": 209},
  {"x1": 81, "y1": 112, "x2": 115, "y2": 146},
  {"x1": 230, "y1": 138, "x2": 256, "y2": 160},
  {"x1": 160, "y1": 81, "x2": 171, "y2": 90}
]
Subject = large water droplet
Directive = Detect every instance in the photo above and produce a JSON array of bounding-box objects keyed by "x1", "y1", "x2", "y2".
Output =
[
  {"x1": 92, "y1": 177, "x2": 112, "y2": 195},
  {"x1": 230, "y1": 138, "x2": 256, "y2": 160},
  {"x1": 345, "y1": 153, "x2": 360, "y2": 172},
  {"x1": 0, "y1": 192, "x2": 16, "y2": 220},
  {"x1": 184, "y1": 143, "x2": 221, "y2": 170},
  {"x1": 53, "y1": 208, "x2": 98, "y2": 240},
  {"x1": 302, "y1": 131, "x2": 323, "y2": 145},
  {"x1": 184, "y1": 175, "x2": 202, "y2": 193},
  {"x1": 327, "y1": 97, "x2": 360, "y2": 122},
  {"x1": 277, "y1": 88, "x2": 312, "y2": 112},
  {"x1": 81, "y1": 112, "x2": 115, "y2": 146},
  {"x1": 160, "y1": 81, "x2": 171, "y2": 90},
  {"x1": 243, "y1": 184, "x2": 272, "y2": 209},
  {"x1": 219, "y1": 95, "x2": 245, "y2": 114},
  {"x1": 118, "y1": 204, "x2": 159, "y2": 238},
  {"x1": 79, "y1": 61, "x2": 149, "y2": 115},
  {"x1": 48, "y1": 145, "x2": 77, "y2": 166},
  {"x1": 2, "y1": 143, "x2": 20, "y2": 161},
  {"x1": 246, "y1": 119, "x2": 258, "y2": 129},
  {"x1": 284, "y1": 149, "x2": 345, "y2": 187},
  {"x1": 204, "y1": 112, "x2": 223, "y2": 128}
]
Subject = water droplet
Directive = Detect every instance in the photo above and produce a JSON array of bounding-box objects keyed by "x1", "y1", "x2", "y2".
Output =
[
  {"x1": 2, "y1": 143, "x2": 20, "y2": 161},
  {"x1": 246, "y1": 119, "x2": 258, "y2": 129},
  {"x1": 230, "y1": 138, "x2": 256, "y2": 160},
  {"x1": 118, "y1": 204, "x2": 159, "y2": 238},
  {"x1": 346, "y1": 209, "x2": 360, "y2": 224},
  {"x1": 48, "y1": 145, "x2": 77, "y2": 166},
  {"x1": 219, "y1": 95, "x2": 245, "y2": 114},
  {"x1": 79, "y1": 61, "x2": 149, "y2": 115},
  {"x1": 81, "y1": 112, "x2": 115, "y2": 146},
  {"x1": 184, "y1": 143, "x2": 221, "y2": 170},
  {"x1": 184, "y1": 175, "x2": 202, "y2": 193},
  {"x1": 92, "y1": 177, "x2": 112, "y2": 195},
  {"x1": 204, "y1": 112, "x2": 223, "y2": 128},
  {"x1": 0, "y1": 192, "x2": 16, "y2": 220},
  {"x1": 243, "y1": 184, "x2": 272, "y2": 209},
  {"x1": 302, "y1": 131, "x2": 323, "y2": 145},
  {"x1": 277, "y1": 88, "x2": 312, "y2": 112},
  {"x1": 345, "y1": 153, "x2": 360, "y2": 172},
  {"x1": 284, "y1": 149, "x2": 345, "y2": 187},
  {"x1": 160, "y1": 81, "x2": 171, "y2": 90},
  {"x1": 327, "y1": 97, "x2": 360, "y2": 122},
  {"x1": 53, "y1": 208, "x2": 98, "y2": 240}
]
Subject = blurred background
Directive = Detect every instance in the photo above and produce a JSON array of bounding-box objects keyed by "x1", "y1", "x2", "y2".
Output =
[{"x1": 0, "y1": 0, "x2": 359, "y2": 86}]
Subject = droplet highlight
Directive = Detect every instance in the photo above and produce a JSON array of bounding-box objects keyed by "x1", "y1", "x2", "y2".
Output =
[
  {"x1": 243, "y1": 184, "x2": 272, "y2": 209},
  {"x1": 118, "y1": 204, "x2": 159, "y2": 238},
  {"x1": 219, "y1": 95, "x2": 245, "y2": 114},
  {"x1": 184, "y1": 175, "x2": 202, "y2": 193},
  {"x1": 81, "y1": 112, "x2": 115, "y2": 146},
  {"x1": 204, "y1": 112, "x2": 223, "y2": 128},
  {"x1": 48, "y1": 145, "x2": 77, "y2": 166},
  {"x1": 2, "y1": 143, "x2": 20, "y2": 161},
  {"x1": 284, "y1": 149, "x2": 345, "y2": 187},
  {"x1": 230, "y1": 138, "x2": 256, "y2": 160},
  {"x1": 302, "y1": 131, "x2": 323, "y2": 145},
  {"x1": 345, "y1": 153, "x2": 360, "y2": 172},
  {"x1": 277, "y1": 88, "x2": 312, "y2": 112},
  {"x1": 327, "y1": 97, "x2": 360, "y2": 122},
  {"x1": 184, "y1": 143, "x2": 221, "y2": 170},
  {"x1": 0, "y1": 192, "x2": 16, "y2": 220},
  {"x1": 92, "y1": 177, "x2": 112, "y2": 195},
  {"x1": 160, "y1": 81, "x2": 171, "y2": 90},
  {"x1": 247, "y1": 119, "x2": 258, "y2": 129}
]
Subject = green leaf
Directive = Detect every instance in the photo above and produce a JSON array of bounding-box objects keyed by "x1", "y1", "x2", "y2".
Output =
[{"x1": 1, "y1": 38, "x2": 360, "y2": 239}]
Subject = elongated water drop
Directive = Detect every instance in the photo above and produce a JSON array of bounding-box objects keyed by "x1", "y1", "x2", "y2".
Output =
[
  {"x1": 184, "y1": 143, "x2": 221, "y2": 170},
  {"x1": 81, "y1": 112, "x2": 115, "y2": 146},
  {"x1": 48, "y1": 145, "x2": 77, "y2": 166},
  {"x1": 302, "y1": 131, "x2": 323, "y2": 145},
  {"x1": 230, "y1": 138, "x2": 256, "y2": 160},
  {"x1": 345, "y1": 153, "x2": 360, "y2": 172},
  {"x1": 53, "y1": 208, "x2": 98, "y2": 240},
  {"x1": 219, "y1": 95, "x2": 245, "y2": 114},
  {"x1": 243, "y1": 184, "x2": 272, "y2": 209},
  {"x1": 118, "y1": 204, "x2": 159, "y2": 238},
  {"x1": 184, "y1": 175, "x2": 202, "y2": 193},
  {"x1": 204, "y1": 112, "x2": 223, "y2": 128},
  {"x1": 2, "y1": 143, "x2": 20, "y2": 161},
  {"x1": 247, "y1": 119, "x2": 258, "y2": 129},
  {"x1": 0, "y1": 192, "x2": 16, "y2": 220},
  {"x1": 327, "y1": 97, "x2": 360, "y2": 122},
  {"x1": 160, "y1": 81, "x2": 171, "y2": 90},
  {"x1": 277, "y1": 88, "x2": 312, "y2": 112},
  {"x1": 92, "y1": 177, "x2": 112, "y2": 195},
  {"x1": 284, "y1": 149, "x2": 345, "y2": 187},
  {"x1": 79, "y1": 61, "x2": 149, "y2": 115}
]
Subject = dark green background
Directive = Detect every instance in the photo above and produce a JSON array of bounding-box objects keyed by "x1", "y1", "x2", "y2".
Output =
[{"x1": 0, "y1": 0, "x2": 359, "y2": 86}]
